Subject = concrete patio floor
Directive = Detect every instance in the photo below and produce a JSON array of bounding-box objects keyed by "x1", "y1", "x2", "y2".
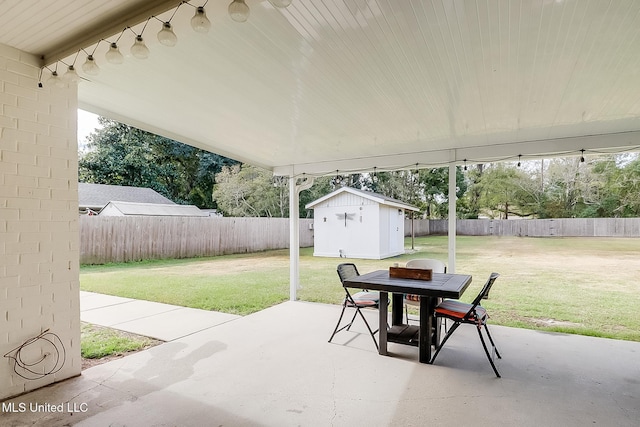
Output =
[{"x1": 2, "y1": 300, "x2": 638, "y2": 426}]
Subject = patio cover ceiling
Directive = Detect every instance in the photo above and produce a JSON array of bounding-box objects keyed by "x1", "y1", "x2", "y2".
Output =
[{"x1": 3, "y1": 0, "x2": 640, "y2": 177}]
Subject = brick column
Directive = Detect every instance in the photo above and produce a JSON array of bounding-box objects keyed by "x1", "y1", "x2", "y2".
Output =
[{"x1": 0, "y1": 43, "x2": 80, "y2": 399}]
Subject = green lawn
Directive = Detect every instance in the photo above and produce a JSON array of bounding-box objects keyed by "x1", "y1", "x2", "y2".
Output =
[
  {"x1": 81, "y1": 322, "x2": 158, "y2": 359},
  {"x1": 80, "y1": 236, "x2": 640, "y2": 342}
]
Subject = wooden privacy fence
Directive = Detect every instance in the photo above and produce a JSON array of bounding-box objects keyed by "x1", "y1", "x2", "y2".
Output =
[
  {"x1": 80, "y1": 216, "x2": 314, "y2": 264},
  {"x1": 410, "y1": 218, "x2": 640, "y2": 237},
  {"x1": 81, "y1": 216, "x2": 640, "y2": 264}
]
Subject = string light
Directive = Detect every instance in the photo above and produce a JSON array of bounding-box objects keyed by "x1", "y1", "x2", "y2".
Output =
[
  {"x1": 286, "y1": 148, "x2": 619, "y2": 180},
  {"x1": 62, "y1": 65, "x2": 80, "y2": 84},
  {"x1": 131, "y1": 35, "x2": 150, "y2": 59},
  {"x1": 39, "y1": 1, "x2": 294, "y2": 86},
  {"x1": 158, "y1": 22, "x2": 178, "y2": 46},
  {"x1": 333, "y1": 170, "x2": 342, "y2": 186},
  {"x1": 191, "y1": 6, "x2": 211, "y2": 33},
  {"x1": 105, "y1": 43, "x2": 124, "y2": 64},
  {"x1": 130, "y1": 35, "x2": 150, "y2": 59},
  {"x1": 47, "y1": 70, "x2": 66, "y2": 88},
  {"x1": 82, "y1": 54, "x2": 100, "y2": 75},
  {"x1": 156, "y1": 6, "x2": 180, "y2": 47},
  {"x1": 229, "y1": 0, "x2": 250, "y2": 23},
  {"x1": 127, "y1": 19, "x2": 152, "y2": 59}
]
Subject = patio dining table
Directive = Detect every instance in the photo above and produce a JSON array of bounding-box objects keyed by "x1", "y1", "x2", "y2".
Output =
[{"x1": 343, "y1": 270, "x2": 473, "y2": 363}]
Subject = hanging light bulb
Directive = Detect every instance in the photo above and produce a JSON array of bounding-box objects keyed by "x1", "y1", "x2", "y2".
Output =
[
  {"x1": 228, "y1": 0, "x2": 250, "y2": 22},
  {"x1": 580, "y1": 149, "x2": 585, "y2": 163},
  {"x1": 105, "y1": 43, "x2": 124, "y2": 64},
  {"x1": 130, "y1": 35, "x2": 150, "y2": 59},
  {"x1": 157, "y1": 22, "x2": 178, "y2": 46},
  {"x1": 269, "y1": 0, "x2": 292, "y2": 7},
  {"x1": 82, "y1": 55, "x2": 100, "y2": 76},
  {"x1": 48, "y1": 71, "x2": 66, "y2": 88},
  {"x1": 191, "y1": 6, "x2": 211, "y2": 32},
  {"x1": 517, "y1": 154, "x2": 522, "y2": 167},
  {"x1": 63, "y1": 65, "x2": 81, "y2": 84}
]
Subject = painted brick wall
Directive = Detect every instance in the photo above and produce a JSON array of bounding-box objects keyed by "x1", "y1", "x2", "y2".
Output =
[{"x1": 0, "y1": 43, "x2": 80, "y2": 400}]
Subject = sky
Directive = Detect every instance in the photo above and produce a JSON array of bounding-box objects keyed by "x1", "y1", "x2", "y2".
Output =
[{"x1": 77, "y1": 109, "x2": 101, "y2": 150}]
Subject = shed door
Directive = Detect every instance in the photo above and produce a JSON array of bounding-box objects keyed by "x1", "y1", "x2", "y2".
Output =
[{"x1": 388, "y1": 208, "x2": 402, "y2": 254}]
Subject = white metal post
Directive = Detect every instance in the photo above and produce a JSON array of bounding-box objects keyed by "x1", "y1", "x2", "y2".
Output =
[
  {"x1": 288, "y1": 174, "x2": 314, "y2": 301},
  {"x1": 448, "y1": 161, "x2": 457, "y2": 273},
  {"x1": 289, "y1": 175, "x2": 300, "y2": 301}
]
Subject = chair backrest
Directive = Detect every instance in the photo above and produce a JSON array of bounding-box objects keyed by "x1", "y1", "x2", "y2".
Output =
[
  {"x1": 337, "y1": 263, "x2": 359, "y2": 285},
  {"x1": 405, "y1": 258, "x2": 446, "y2": 273},
  {"x1": 467, "y1": 273, "x2": 500, "y2": 317}
]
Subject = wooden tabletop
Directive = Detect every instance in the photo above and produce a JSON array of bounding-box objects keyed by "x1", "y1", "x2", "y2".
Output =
[{"x1": 344, "y1": 270, "x2": 472, "y2": 299}]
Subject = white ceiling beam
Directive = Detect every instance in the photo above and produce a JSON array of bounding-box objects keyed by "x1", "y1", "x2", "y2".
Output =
[
  {"x1": 457, "y1": 131, "x2": 640, "y2": 164},
  {"x1": 273, "y1": 130, "x2": 640, "y2": 177}
]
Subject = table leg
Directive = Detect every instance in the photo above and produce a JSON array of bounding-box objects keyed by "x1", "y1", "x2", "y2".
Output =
[
  {"x1": 378, "y1": 291, "x2": 388, "y2": 356},
  {"x1": 391, "y1": 293, "x2": 404, "y2": 326},
  {"x1": 434, "y1": 298, "x2": 442, "y2": 347},
  {"x1": 419, "y1": 296, "x2": 436, "y2": 363}
]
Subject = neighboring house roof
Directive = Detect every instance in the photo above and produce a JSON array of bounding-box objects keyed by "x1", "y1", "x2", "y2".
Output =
[
  {"x1": 99, "y1": 201, "x2": 208, "y2": 217},
  {"x1": 79, "y1": 183, "x2": 175, "y2": 210},
  {"x1": 305, "y1": 187, "x2": 419, "y2": 212}
]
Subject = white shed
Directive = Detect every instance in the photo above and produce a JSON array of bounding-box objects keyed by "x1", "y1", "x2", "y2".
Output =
[{"x1": 305, "y1": 187, "x2": 419, "y2": 259}]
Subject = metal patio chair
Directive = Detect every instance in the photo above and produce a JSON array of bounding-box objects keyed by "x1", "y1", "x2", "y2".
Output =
[
  {"x1": 429, "y1": 272, "x2": 502, "y2": 377},
  {"x1": 328, "y1": 263, "x2": 379, "y2": 350}
]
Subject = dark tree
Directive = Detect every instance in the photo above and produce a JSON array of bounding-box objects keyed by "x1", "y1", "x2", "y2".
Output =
[{"x1": 79, "y1": 118, "x2": 237, "y2": 208}]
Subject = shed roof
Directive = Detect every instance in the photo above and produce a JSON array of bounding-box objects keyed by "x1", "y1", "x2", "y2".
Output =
[
  {"x1": 79, "y1": 183, "x2": 175, "y2": 210},
  {"x1": 100, "y1": 201, "x2": 207, "y2": 217},
  {"x1": 305, "y1": 187, "x2": 419, "y2": 212}
]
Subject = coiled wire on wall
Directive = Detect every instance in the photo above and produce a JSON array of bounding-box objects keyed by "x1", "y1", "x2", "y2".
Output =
[{"x1": 3, "y1": 329, "x2": 66, "y2": 380}]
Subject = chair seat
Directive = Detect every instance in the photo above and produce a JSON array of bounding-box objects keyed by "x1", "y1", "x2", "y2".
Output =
[
  {"x1": 435, "y1": 299, "x2": 487, "y2": 322},
  {"x1": 430, "y1": 273, "x2": 501, "y2": 377},
  {"x1": 347, "y1": 291, "x2": 379, "y2": 307},
  {"x1": 330, "y1": 263, "x2": 380, "y2": 350}
]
